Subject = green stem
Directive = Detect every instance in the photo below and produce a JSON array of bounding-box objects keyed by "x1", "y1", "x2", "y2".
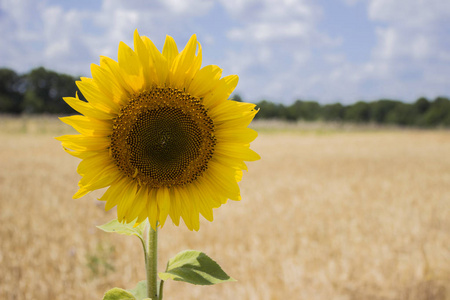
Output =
[
  {"x1": 146, "y1": 223, "x2": 158, "y2": 299},
  {"x1": 158, "y1": 280, "x2": 164, "y2": 300}
]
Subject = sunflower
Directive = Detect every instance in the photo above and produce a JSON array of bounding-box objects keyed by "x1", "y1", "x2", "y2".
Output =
[{"x1": 57, "y1": 30, "x2": 259, "y2": 231}]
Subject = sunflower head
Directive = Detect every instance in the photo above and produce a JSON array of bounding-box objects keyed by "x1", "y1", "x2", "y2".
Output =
[{"x1": 57, "y1": 30, "x2": 259, "y2": 231}]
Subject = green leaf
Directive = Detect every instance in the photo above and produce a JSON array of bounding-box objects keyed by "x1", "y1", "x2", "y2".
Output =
[
  {"x1": 97, "y1": 219, "x2": 146, "y2": 239},
  {"x1": 128, "y1": 280, "x2": 147, "y2": 300},
  {"x1": 158, "y1": 250, "x2": 235, "y2": 285},
  {"x1": 102, "y1": 287, "x2": 136, "y2": 300},
  {"x1": 102, "y1": 281, "x2": 151, "y2": 300}
]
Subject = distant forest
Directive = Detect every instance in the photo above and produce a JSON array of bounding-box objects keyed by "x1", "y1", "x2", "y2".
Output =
[{"x1": 1, "y1": 67, "x2": 449, "y2": 127}]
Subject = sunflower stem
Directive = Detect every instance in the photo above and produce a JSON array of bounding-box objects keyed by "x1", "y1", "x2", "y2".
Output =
[
  {"x1": 158, "y1": 280, "x2": 164, "y2": 300},
  {"x1": 146, "y1": 222, "x2": 158, "y2": 299}
]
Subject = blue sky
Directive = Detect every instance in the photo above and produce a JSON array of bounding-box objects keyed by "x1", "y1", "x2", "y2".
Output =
[{"x1": 1, "y1": 0, "x2": 449, "y2": 104}]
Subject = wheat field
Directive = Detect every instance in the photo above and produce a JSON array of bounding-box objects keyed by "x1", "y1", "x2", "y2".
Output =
[{"x1": 0, "y1": 116, "x2": 449, "y2": 300}]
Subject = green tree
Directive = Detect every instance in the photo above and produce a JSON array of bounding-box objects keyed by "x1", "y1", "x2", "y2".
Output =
[
  {"x1": 422, "y1": 97, "x2": 450, "y2": 127},
  {"x1": 413, "y1": 97, "x2": 430, "y2": 126},
  {"x1": 369, "y1": 99, "x2": 402, "y2": 123},
  {"x1": 385, "y1": 103, "x2": 416, "y2": 125},
  {"x1": 414, "y1": 97, "x2": 430, "y2": 114},
  {"x1": 322, "y1": 103, "x2": 345, "y2": 121},
  {"x1": 231, "y1": 94, "x2": 243, "y2": 102},
  {"x1": 22, "y1": 67, "x2": 79, "y2": 114},
  {"x1": 0, "y1": 68, "x2": 24, "y2": 113},
  {"x1": 344, "y1": 101, "x2": 370, "y2": 123},
  {"x1": 255, "y1": 100, "x2": 288, "y2": 119},
  {"x1": 286, "y1": 100, "x2": 321, "y2": 121}
]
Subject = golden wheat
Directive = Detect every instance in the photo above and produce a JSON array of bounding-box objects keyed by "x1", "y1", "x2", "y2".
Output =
[{"x1": 0, "y1": 116, "x2": 449, "y2": 299}]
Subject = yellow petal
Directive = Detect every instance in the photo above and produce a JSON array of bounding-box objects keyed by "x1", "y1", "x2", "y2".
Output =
[
  {"x1": 133, "y1": 29, "x2": 156, "y2": 89},
  {"x1": 202, "y1": 75, "x2": 239, "y2": 108},
  {"x1": 181, "y1": 185, "x2": 199, "y2": 221},
  {"x1": 187, "y1": 182, "x2": 210, "y2": 226},
  {"x1": 209, "y1": 99, "x2": 256, "y2": 121},
  {"x1": 212, "y1": 153, "x2": 248, "y2": 171},
  {"x1": 156, "y1": 187, "x2": 170, "y2": 227},
  {"x1": 214, "y1": 127, "x2": 258, "y2": 143},
  {"x1": 168, "y1": 188, "x2": 181, "y2": 226},
  {"x1": 99, "y1": 56, "x2": 136, "y2": 98},
  {"x1": 174, "y1": 187, "x2": 193, "y2": 230},
  {"x1": 101, "y1": 177, "x2": 130, "y2": 210},
  {"x1": 185, "y1": 41, "x2": 202, "y2": 87},
  {"x1": 78, "y1": 165, "x2": 121, "y2": 193},
  {"x1": 56, "y1": 134, "x2": 110, "y2": 151},
  {"x1": 117, "y1": 181, "x2": 138, "y2": 222},
  {"x1": 77, "y1": 152, "x2": 112, "y2": 175},
  {"x1": 215, "y1": 142, "x2": 261, "y2": 162},
  {"x1": 73, "y1": 187, "x2": 91, "y2": 199},
  {"x1": 63, "y1": 93, "x2": 114, "y2": 120},
  {"x1": 142, "y1": 36, "x2": 169, "y2": 85},
  {"x1": 76, "y1": 78, "x2": 119, "y2": 114},
  {"x1": 136, "y1": 207, "x2": 149, "y2": 226},
  {"x1": 235, "y1": 169, "x2": 243, "y2": 183},
  {"x1": 203, "y1": 161, "x2": 241, "y2": 200},
  {"x1": 188, "y1": 65, "x2": 222, "y2": 97},
  {"x1": 118, "y1": 41, "x2": 145, "y2": 91},
  {"x1": 91, "y1": 63, "x2": 128, "y2": 107},
  {"x1": 170, "y1": 34, "x2": 199, "y2": 89},
  {"x1": 61, "y1": 147, "x2": 93, "y2": 159},
  {"x1": 59, "y1": 115, "x2": 112, "y2": 137},
  {"x1": 162, "y1": 35, "x2": 179, "y2": 67},
  {"x1": 190, "y1": 181, "x2": 215, "y2": 222},
  {"x1": 195, "y1": 176, "x2": 225, "y2": 208},
  {"x1": 126, "y1": 185, "x2": 150, "y2": 223}
]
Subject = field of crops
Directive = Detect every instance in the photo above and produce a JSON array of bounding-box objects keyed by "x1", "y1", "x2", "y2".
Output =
[{"x1": 0, "y1": 116, "x2": 449, "y2": 299}]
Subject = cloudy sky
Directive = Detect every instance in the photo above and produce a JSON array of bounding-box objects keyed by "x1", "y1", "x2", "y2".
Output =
[{"x1": 1, "y1": 0, "x2": 449, "y2": 104}]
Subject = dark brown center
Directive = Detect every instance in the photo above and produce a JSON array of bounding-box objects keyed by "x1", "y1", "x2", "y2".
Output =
[{"x1": 110, "y1": 88, "x2": 215, "y2": 188}]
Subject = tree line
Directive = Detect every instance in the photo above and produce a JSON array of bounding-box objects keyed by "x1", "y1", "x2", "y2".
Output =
[
  {"x1": 0, "y1": 67, "x2": 83, "y2": 114},
  {"x1": 250, "y1": 97, "x2": 450, "y2": 127},
  {"x1": 1, "y1": 67, "x2": 449, "y2": 127}
]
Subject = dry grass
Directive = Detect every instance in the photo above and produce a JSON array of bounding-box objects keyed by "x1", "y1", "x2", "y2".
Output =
[{"x1": 0, "y1": 116, "x2": 449, "y2": 299}]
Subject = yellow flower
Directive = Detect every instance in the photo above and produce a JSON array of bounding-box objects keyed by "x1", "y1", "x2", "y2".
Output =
[{"x1": 57, "y1": 30, "x2": 259, "y2": 231}]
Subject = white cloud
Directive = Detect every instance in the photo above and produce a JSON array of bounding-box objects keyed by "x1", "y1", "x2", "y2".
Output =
[
  {"x1": 324, "y1": 53, "x2": 346, "y2": 65},
  {"x1": 369, "y1": 0, "x2": 450, "y2": 62},
  {"x1": 224, "y1": 0, "x2": 321, "y2": 43},
  {"x1": 218, "y1": 0, "x2": 343, "y2": 101},
  {"x1": 289, "y1": 0, "x2": 450, "y2": 103},
  {"x1": 0, "y1": 0, "x2": 98, "y2": 74},
  {"x1": 373, "y1": 27, "x2": 433, "y2": 61},
  {"x1": 219, "y1": 0, "x2": 317, "y2": 19},
  {"x1": 0, "y1": 0, "x2": 46, "y2": 70},
  {"x1": 341, "y1": 0, "x2": 361, "y2": 6},
  {"x1": 228, "y1": 21, "x2": 307, "y2": 43},
  {"x1": 84, "y1": 0, "x2": 215, "y2": 63},
  {"x1": 163, "y1": 0, "x2": 214, "y2": 15},
  {"x1": 361, "y1": 0, "x2": 450, "y2": 100},
  {"x1": 369, "y1": 0, "x2": 450, "y2": 26},
  {"x1": 0, "y1": 0, "x2": 216, "y2": 75},
  {"x1": 0, "y1": 0, "x2": 448, "y2": 103}
]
